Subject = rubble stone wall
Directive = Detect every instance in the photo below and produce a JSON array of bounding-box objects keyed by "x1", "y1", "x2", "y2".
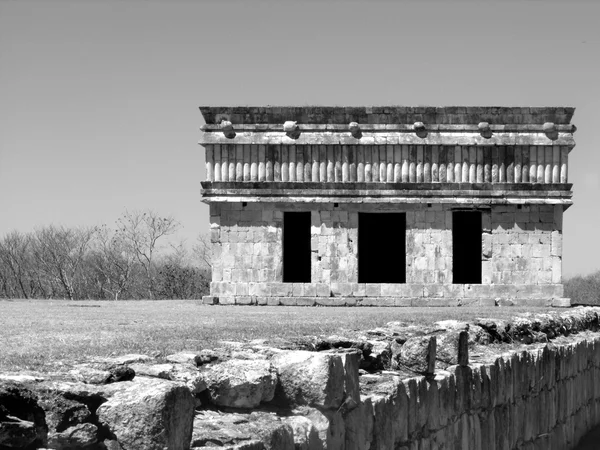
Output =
[
  {"x1": 326, "y1": 332, "x2": 600, "y2": 450},
  {"x1": 208, "y1": 201, "x2": 565, "y2": 306}
]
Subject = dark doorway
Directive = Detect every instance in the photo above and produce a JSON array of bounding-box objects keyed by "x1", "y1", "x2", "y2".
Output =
[
  {"x1": 358, "y1": 213, "x2": 406, "y2": 283},
  {"x1": 452, "y1": 211, "x2": 482, "y2": 284},
  {"x1": 283, "y1": 212, "x2": 311, "y2": 282}
]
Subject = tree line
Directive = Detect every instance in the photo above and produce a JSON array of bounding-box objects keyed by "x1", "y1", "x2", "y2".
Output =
[{"x1": 0, "y1": 210, "x2": 212, "y2": 300}]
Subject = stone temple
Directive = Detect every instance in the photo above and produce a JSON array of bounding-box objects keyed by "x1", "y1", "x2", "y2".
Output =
[{"x1": 198, "y1": 106, "x2": 576, "y2": 307}]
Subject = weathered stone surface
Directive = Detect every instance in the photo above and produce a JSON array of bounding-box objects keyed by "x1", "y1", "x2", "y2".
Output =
[
  {"x1": 97, "y1": 377, "x2": 195, "y2": 450},
  {"x1": 168, "y1": 365, "x2": 207, "y2": 397},
  {"x1": 69, "y1": 364, "x2": 135, "y2": 385},
  {"x1": 128, "y1": 363, "x2": 173, "y2": 380},
  {"x1": 271, "y1": 351, "x2": 344, "y2": 409},
  {"x1": 344, "y1": 396, "x2": 374, "y2": 450},
  {"x1": 47, "y1": 423, "x2": 98, "y2": 449},
  {"x1": 396, "y1": 336, "x2": 436, "y2": 374},
  {"x1": 69, "y1": 367, "x2": 112, "y2": 385},
  {"x1": 106, "y1": 354, "x2": 153, "y2": 365},
  {"x1": 165, "y1": 352, "x2": 203, "y2": 366},
  {"x1": 304, "y1": 408, "x2": 345, "y2": 450},
  {"x1": 203, "y1": 360, "x2": 277, "y2": 408},
  {"x1": 0, "y1": 416, "x2": 38, "y2": 449},
  {"x1": 283, "y1": 415, "x2": 322, "y2": 450},
  {"x1": 38, "y1": 394, "x2": 91, "y2": 433},
  {"x1": 191, "y1": 410, "x2": 294, "y2": 450},
  {"x1": 436, "y1": 330, "x2": 463, "y2": 366},
  {"x1": 0, "y1": 381, "x2": 48, "y2": 448}
]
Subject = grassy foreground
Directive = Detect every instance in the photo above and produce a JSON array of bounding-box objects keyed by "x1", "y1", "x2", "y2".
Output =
[{"x1": 0, "y1": 299, "x2": 550, "y2": 372}]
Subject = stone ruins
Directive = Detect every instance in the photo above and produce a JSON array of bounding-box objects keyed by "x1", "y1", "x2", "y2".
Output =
[{"x1": 198, "y1": 106, "x2": 576, "y2": 307}]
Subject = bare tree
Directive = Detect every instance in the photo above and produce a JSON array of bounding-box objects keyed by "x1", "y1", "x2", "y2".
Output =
[
  {"x1": 0, "y1": 231, "x2": 33, "y2": 298},
  {"x1": 192, "y1": 233, "x2": 213, "y2": 271},
  {"x1": 117, "y1": 210, "x2": 179, "y2": 299},
  {"x1": 31, "y1": 225, "x2": 96, "y2": 300},
  {"x1": 90, "y1": 224, "x2": 138, "y2": 300}
]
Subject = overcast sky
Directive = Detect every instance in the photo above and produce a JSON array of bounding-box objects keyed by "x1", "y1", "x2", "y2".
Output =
[{"x1": 1, "y1": 0, "x2": 599, "y2": 277}]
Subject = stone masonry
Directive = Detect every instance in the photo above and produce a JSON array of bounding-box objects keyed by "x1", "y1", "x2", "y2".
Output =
[{"x1": 198, "y1": 107, "x2": 576, "y2": 306}]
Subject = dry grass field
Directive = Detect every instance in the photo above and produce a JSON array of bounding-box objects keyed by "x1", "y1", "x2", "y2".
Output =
[{"x1": 0, "y1": 299, "x2": 550, "y2": 372}]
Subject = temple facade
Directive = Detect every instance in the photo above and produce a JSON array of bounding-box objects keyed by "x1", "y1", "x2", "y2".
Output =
[{"x1": 198, "y1": 106, "x2": 576, "y2": 306}]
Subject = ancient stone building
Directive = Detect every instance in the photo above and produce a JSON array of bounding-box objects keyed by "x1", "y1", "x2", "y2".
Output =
[{"x1": 198, "y1": 106, "x2": 576, "y2": 307}]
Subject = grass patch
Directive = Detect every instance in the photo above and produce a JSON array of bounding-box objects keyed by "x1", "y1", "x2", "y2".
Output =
[{"x1": 0, "y1": 299, "x2": 551, "y2": 372}]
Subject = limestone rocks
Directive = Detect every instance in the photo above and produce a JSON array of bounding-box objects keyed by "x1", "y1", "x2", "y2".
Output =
[
  {"x1": 191, "y1": 410, "x2": 294, "y2": 450},
  {"x1": 271, "y1": 351, "x2": 345, "y2": 409},
  {"x1": 0, "y1": 381, "x2": 47, "y2": 449},
  {"x1": 202, "y1": 360, "x2": 277, "y2": 409},
  {"x1": 97, "y1": 377, "x2": 195, "y2": 450},
  {"x1": 46, "y1": 423, "x2": 98, "y2": 449}
]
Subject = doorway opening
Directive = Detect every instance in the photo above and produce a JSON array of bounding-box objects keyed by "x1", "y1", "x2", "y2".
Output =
[
  {"x1": 452, "y1": 211, "x2": 482, "y2": 284},
  {"x1": 283, "y1": 212, "x2": 311, "y2": 282},
  {"x1": 358, "y1": 213, "x2": 406, "y2": 283}
]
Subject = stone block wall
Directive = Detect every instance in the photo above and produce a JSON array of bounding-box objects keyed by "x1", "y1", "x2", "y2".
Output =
[{"x1": 208, "y1": 201, "x2": 566, "y2": 305}]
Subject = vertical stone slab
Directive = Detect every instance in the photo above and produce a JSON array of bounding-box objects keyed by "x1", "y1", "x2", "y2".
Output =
[
  {"x1": 545, "y1": 146, "x2": 553, "y2": 184},
  {"x1": 514, "y1": 146, "x2": 522, "y2": 183},
  {"x1": 386, "y1": 145, "x2": 394, "y2": 182},
  {"x1": 529, "y1": 146, "x2": 537, "y2": 183},
  {"x1": 560, "y1": 146, "x2": 569, "y2": 183},
  {"x1": 281, "y1": 146, "x2": 289, "y2": 182},
  {"x1": 476, "y1": 146, "x2": 484, "y2": 183},
  {"x1": 349, "y1": 145, "x2": 357, "y2": 182},
  {"x1": 243, "y1": 144, "x2": 251, "y2": 181},
  {"x1": 552, "y1": 145, "x2": 560, "y2": 183},
  {"x1": 372, "y1": 146, "x2": 380, "y2": 182},
  {"x1": 311, "y1": 145, "x2": 320, "y2": 182},
  {"x1": 498, "y1": 146, "x2": 506, "y2": 183},
  {"x1": 228, "y1": 145, "x2": 236, "y2": 181},
  {"x1": 432, "y1": 145, "x2": 439, "y2": 182},
  {"x1": 236, "y1": 145, "x2": 244, "y2": 181},
  {"x1": 214, "y1": 144, "x2": 222, "y2": 181},
  {"x1": 297, "y1": 145, "x2": 305, "y2": 182},
  {"x1": 537, "y1": 146, "x2": 545, "y2": 184},
  {"x1": 289, "y1": 145, "x2": 298, "y2": 182},
  {"x1": 439, "y1": 145, "x2": 447, "y2": 183},
  {"x1": 258, "y1": 144, "x2": 266, "y2": 181},
  {"x1": 417, "y1": 145, "x2": 424, "y2": 183},
  {"x1": 356, "y1": 145, "x2": 364, "y2": 182},
  {"x1": 265, "y1": 145, "x2": 273, "y2": 182},
  {"x1": 410, "y1": 145, "x2": 417, "y2": 183},
  {"x1": 458, "y1": 331, "x2": 469, "y2": 366},
  {"x1": 289, "y1": 145, "x2": 297, "y2": 182},
  {"x1": 342, "y1": 146, "x2": 349, "y2": 182},
  {"x1": 454, "y1": 145, "x2": 462, "y2": 182},
  {"x1": 272, "y1": 145, "x2": 281, "y2": 181},
  {"x1": 220, "y1": 144, "x2": 229, "y2": 181},
  {"x1": 424, "y1": 146, "x2": 432, "y2": 183},
  {"x1": 522, "y1": 146, "x2": 529, "y2": 183},
  {"x1": 491, "y1": 147, "x2": 499, "y2": 183},
  {"x1": 319, "y1": 145, "x2": 327, "y2": 182},
  {"x1": 251, "y1": 145, "x2": 258, "y2": 181},
  {"x1": 483, "y1": 147, "x2": 491, "y2": 183},
  {"x1": 469, "y1": 146, "x2": 476, "y2": 183},
  {"x1": 394, "y1": 145, "x2": 402, "y2": 182},
  {"x1": 462, "y1": 147, "x2": 469, "y2": 183},
  {"x1": 447, "y1": 145, "x2": 454, "y2": 183},
  {"x1": 335, "y1": 146, "x2": 343, "y2": 182},
  {"x1": 506, "y1": 147, "x2": 514, "y2": 183},
  {"x1": 327, "y1": 145, "x2": 335, "y2": 182},
  {"x1": 206, "y1": 145, "x2": 214, "y2": 182},
  {"x1": 380, "y1": 146, "x2": 387, "y2": 182},
  {"x1": 402, "y1": 145, "x2": 410, "y2": 182},
  {"x1": 365, "y1": 145, "x2": 372, "y2": 182}
]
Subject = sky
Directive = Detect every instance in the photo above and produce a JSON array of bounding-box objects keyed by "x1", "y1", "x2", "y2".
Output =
[{"x1": 1, "y1": 0, "x2": 599, "y2": 277}]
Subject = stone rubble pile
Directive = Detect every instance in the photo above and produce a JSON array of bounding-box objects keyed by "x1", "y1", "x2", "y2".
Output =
[{"x1": 1, "y1": 307, "x2": 600, "y2": 449}]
